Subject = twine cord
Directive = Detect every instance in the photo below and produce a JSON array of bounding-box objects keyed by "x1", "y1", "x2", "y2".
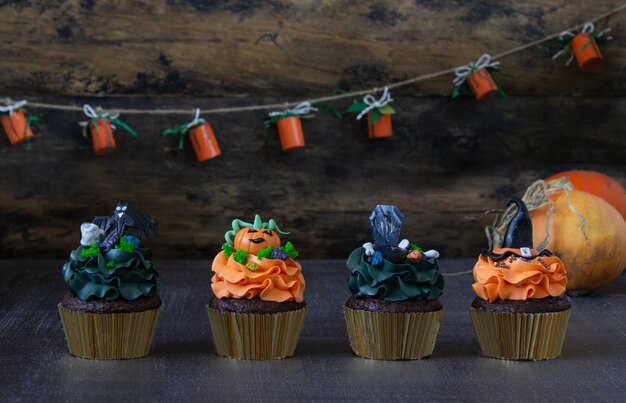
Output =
[
  {"x1": 0, "y1": 3, "x2": 624, "y2": 116},
  {"x1": 356, "y1": 87, "x2": 393, "y2": 120}
]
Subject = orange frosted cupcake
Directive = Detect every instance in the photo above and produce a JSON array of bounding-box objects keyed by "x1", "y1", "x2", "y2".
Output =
[
  {"x1": 469, "y1": 197, "x2": 571, "y2": 360},
  {"x1": 206, "y1": 215, "x2": 307, "y2": 360}
]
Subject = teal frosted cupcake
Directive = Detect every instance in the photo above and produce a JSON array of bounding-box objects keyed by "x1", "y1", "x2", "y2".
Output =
[
  {"x1": 344, "y1": 205, "x2": 444, "y2": 360},
  {"x1": 58, "y1": 202, "x2": 161, "y2": 359}
]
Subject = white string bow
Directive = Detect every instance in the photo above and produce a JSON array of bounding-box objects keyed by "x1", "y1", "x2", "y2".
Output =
[
  {"x1": 268, "y1": 101, "x2": 318, "y2": 118},
  {"x1": 356, "y1": 87, "x2": 393, "y2": 120},
  {"x1": 79, "y1": 104, "x2": 119, "y2": 129},
  {"x1": 0, "y1": 100, "x2": 27, "y2": 114},
  {"x1": 453, "y1": 54, "x2": 500, "y2": 87},
  {"x1": 185, "y1": 108, "x2": 206, "y2": 130}
]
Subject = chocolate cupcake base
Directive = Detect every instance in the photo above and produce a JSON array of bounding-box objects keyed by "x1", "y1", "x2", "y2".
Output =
[
  {"x1": 344, "y1": 297, "x2": 444, "y2": 360},
  {"x1": 58, "y1": 299, "x2": 161, "y2": 360},
  {"x1": 206, "y1": 297, "x2": 308, "y2": 360},
  {"x1": 469, "y1": 301, "x2": 571, "y2": 361}
]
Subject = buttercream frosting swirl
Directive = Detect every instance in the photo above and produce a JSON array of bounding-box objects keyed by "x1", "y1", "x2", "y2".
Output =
[
  {"x1": 211, "y1": 251, "x2": 305, "y2": 303},
  {"x1": 347, "y1": 247, "x2": 444, "y2": 301},
  {"x1": 472, "y1": 248, "x2": 567, "y2": 302},
  {"x1": 62, "y1": 245, "x2": 159, "y2": 301}
]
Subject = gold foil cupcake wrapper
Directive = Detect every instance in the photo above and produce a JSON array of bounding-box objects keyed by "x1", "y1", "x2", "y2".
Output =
[
  {"x1": 58, "y1": 304, "x2": 160, "y2": 360},
  {"x1": 469, "y1": 306, "x2": 571, "y2": 360},
  {"x1": 343, "y1": 306, "x2": 444, "y2": 360},
  {"x1": 206, "y1": 305, "x2": 308, "y2": 360}
]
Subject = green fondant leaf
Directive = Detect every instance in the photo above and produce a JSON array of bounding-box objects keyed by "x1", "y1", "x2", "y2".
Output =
[
  {"x1": 80, "y1": 243, "x2": 99, "y2": 258},
  {"x1": 257, "y1": 246, "x2": 273, "y2": 259},
  {"x1": 234, "y1": 249, "x2": 248, "y2": 264},
  {"x1": 410, "y1": 244, "x2": 424, "y2": 252},
  {"x1": 284, "y1": 242, "x2": 299, "y2": 259},
  {"x1": 222, "y1": 243, "x2": 235, "y2": 258},
  {"x1": 115, "y1": 237, "x2": 135, "y2": 252}
]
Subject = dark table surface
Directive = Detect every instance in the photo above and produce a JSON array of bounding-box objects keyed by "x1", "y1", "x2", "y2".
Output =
[{"x1": 1, "y1": 259, "x2": 624, "y2": 402}]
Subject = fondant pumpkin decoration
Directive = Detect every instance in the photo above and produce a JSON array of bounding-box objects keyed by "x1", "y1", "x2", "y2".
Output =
[
  {"x1": 545, "y1": 170, "x2": 626, "y2": 221},
  {"x1": 225, "y1": 215, "x2": 288, "y2": 255},
  {"x1": 234, "y1": 227, "x2": 281, "y2": 255},
  {"x1": 487, "y1": 178, "x2": 626, "y2": 295}
]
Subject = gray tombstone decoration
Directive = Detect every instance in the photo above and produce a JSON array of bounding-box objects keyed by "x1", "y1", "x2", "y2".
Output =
[{"x1": 369, "y1": 205, "x2": 407, "y2": 263}]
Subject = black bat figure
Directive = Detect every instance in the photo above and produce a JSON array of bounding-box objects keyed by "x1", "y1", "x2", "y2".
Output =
[{"x1": 93, "y1": 202, "x2": 158, "y2": 250}]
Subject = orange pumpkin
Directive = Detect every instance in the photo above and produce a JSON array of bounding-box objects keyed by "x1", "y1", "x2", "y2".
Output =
[
  {"x1": 545, "y1": 170, "x2": 626, "y2": 221},
  {"x1": 530, "y1": 187, "x2": 626, "y2": 295},
  {"x1": 234, "y1": 227, "x2": 281, "y2": 255}
]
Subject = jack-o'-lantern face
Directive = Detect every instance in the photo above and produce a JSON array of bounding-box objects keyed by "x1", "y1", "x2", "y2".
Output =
[{"x1": 234, "y1": 227, "x2": 281, "y2": 254}]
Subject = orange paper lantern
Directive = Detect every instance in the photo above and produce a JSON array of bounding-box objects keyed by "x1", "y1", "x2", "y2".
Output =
[
  {"x1": 188, "y1": 122, "x2": 221, "y2": 161},
  {"x1": 88, "y1": 119, "x2": 116, "y2": 156},
  {"x1": 571, "y1": 33, "x2": 603, "y2": 73},
  {"x1": 467, "y1": 68, "x2": 498, "y2": 101},
  {"x1": 367, "y1": 112, "x2": 392, "y2": 139},
  {"x1": 1, "y1": 110, "x2": 34, "y2": 145},
  {"x1": 276, "y1": 116, "x2": 305, "y2": 152}
]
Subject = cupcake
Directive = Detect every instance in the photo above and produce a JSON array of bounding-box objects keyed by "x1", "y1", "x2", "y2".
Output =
[
  {"x1": 469, "y1": 197, "x2": 571, "y2": 360},
  {"x1": 207, "y1": 214, "x2": 307, "y2": 360},
  {"x1": 58, "y1": 202, "x2": 161, "y2": 359},
  {"x1": 344, "y1": 205, "x2": 444, "y2": 360}
]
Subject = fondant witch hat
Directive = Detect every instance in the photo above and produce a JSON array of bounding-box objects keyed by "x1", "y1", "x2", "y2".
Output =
[
  {"x1": 502, "y1": 197, "x2": 535, "y2": 258},
  {"x1": 503, "y1": 197, "x2": 533, "y2": 249}
]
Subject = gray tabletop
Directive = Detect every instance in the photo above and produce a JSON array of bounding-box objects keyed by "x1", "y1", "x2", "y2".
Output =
[{"x1": 1, "y1": 259, "x2": 624, "y2": 402}]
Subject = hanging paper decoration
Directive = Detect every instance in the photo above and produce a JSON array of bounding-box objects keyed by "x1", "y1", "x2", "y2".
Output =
[
  {"x1": 453, "y1": 54, "x2": 504, "y2": 101},
  {"x1": 79, "y1": 104, "x2": 139, "y2": 155},
  {"x1": 553, "y1": 22, "x2": 612, "y2": 73},
  {"x1": 265, "y1": 102, "x2": 317, "y2": 152},
  {"x1": 0, "y1": 100, "x2": 39, "y2": 145},
  {"x1": 347, "y1": 87, "x2": 395, "y2": 139},
  {"x1": 163, "y1": 108, "x2": 221, "y2": 162}
]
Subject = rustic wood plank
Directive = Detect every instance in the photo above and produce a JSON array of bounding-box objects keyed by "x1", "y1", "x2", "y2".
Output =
[
  {"x1": 0, "y1": 96, "x2": 624, "y2": 259},
  {"x1": 0, "y1": 0, "x2": 624, "y2": 96},
  {"x1": 0, "y1": 260, "x2": 624, "y2": 401}
]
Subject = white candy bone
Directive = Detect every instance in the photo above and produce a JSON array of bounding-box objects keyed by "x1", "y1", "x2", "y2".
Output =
[
  {"x1": 423, "y1": 249, "x2": 440, "y2": 259},
  {"x1": 363, "y1": 242, "x2": 375, "y2": 256},
  {"x1": 398, "y1": 239, "x2": 410, "y2": 250}
]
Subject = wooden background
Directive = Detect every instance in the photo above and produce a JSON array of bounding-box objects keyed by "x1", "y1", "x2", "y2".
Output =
[{"x1": 0, "y1": 0, "x2": 624, "y2": 259}]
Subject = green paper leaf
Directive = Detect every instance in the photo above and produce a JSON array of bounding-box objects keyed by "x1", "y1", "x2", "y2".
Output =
[
  {"x1": 347, "y1": 101, "x2": 367, "y2": 113},
  {"x1": 368, "y1": 108, "x2": 383, "y2": 125},
  {"x1": 377, "y1": 104, "x2": 395, "y2": 115}
]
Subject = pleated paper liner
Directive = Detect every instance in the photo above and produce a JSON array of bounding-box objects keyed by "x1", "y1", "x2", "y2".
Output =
[
  {"x1": 58, "y1": 304, "x2": 161, "y2": 360},
  {"x1": 469, "y1": 307, "x2": 571, "y2": 361},
  {"x1": 206, "y1": 305, "x2": 308, "y2": 360},
  {"x1": 343, "y1": 306, "x2": 444, "y2": 360}
]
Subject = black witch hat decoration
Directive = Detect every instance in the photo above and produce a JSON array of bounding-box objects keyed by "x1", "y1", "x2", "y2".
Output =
[
  {"x1": 503, "y1": 197, "x2": 533, "y2": 253},
  {"x1": 483, "y1": 197, "x2": 553, "y2": 260}
]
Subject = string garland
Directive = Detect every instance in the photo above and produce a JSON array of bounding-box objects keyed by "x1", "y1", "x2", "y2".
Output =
[{"x1": 1, "y1": 3, "x2": 624, "y2": 116}]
